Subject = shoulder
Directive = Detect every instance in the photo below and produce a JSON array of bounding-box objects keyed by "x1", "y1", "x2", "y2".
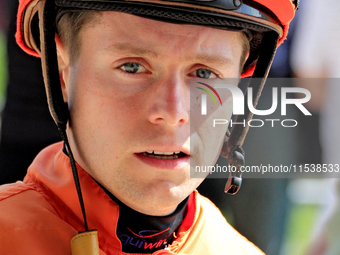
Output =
[
  {"x1": 185, "y1": 192, "x2": 265, "y2": 255},
  {"x1": 0, "y1": 182, "x2": 76, "y2": 254}
]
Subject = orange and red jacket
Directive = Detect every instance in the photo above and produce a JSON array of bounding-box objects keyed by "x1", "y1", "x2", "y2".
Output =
[{"x1": 0, "y1": 142, "x2": 264, "y2": 254}]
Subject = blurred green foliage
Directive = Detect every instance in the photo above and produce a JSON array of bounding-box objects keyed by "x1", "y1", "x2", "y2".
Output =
[
  {"x1": 282, "y1": 204, "x2": 319, "y2": 255},
  {"x1": 0, "y1": 32, "x2": 7, "y2": 99}
]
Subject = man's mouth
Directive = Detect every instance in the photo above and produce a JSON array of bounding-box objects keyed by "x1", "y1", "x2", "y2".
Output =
[{"x1": 139, "y1": 151, "x2": 187, "y2": 159}]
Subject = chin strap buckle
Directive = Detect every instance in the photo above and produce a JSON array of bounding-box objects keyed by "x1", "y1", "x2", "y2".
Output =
[
  {"x1": 71, "y1": 230, "x2": 99, "y2": 255},
  {"x1": 224, "y1": 146, "x2": 245, "y2": 195}
]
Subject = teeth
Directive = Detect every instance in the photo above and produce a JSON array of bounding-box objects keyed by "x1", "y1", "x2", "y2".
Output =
[
  {"x1": 163, "y1": 152, "x2": 175, "y2": 155},
  {"x1": 144, "y1": 151, "x2": 182, "y2": 155},
  {"x1": 143, "y1": 152, "x2": 155, "y2": 158},
  {"x1": 154, "y1": 151, "x2": 167, "y2": 155},
  {"x1": 142, "y1": 152, "x2": 181, "y2": 159},
  {"x1": 142, "y1": 150, "x2": 184, "y2": 159},
  {"x1": 153, "y1": 151, "x2": 179, "y2": 155}
]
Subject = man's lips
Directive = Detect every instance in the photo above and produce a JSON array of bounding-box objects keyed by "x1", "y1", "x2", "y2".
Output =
[
  {"x1": 134, "y1": 150, "x2": 190, "y2": 169},
  {"x1": 136, "y1": 147, "x2": 190, "y2": 156},
  {"x1": 139, "y1": 151, "x2": 187, "y2": 160}
]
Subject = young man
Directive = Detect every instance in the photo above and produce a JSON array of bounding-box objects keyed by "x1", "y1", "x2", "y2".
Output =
[{"x1": 0, "y1": 0, "x2": 296, "y2": 254}]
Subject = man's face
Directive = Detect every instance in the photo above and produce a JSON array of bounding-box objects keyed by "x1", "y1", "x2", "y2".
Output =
[{"x1": 57, "y1": 12, "x2": 245, "y2": 216}]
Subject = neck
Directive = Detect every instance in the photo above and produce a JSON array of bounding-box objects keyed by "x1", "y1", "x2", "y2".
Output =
[{"x1": 99, "y1": 184, "x2": 188, "y2": 253}]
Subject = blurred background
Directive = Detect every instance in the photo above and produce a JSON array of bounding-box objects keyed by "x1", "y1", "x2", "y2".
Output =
[{"x1": 0, "y1": 0, "x2": 339, "y2": 255}]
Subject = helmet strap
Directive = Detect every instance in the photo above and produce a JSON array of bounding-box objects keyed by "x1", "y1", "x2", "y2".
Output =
[
  {"x1": 221, "y1": 31, "x2": 279, "y2": 194},
  {"x1": 58, "y1": 123, "x2": 89, "y2": 232},
  {"x1": 58, "y1": 125, "x2": 100, "y2": 254},
  {"x1": 39, "y1": 0, "x2": 91, "y2": 235},
  {"x1": 39, "y1": 0, "x2": 69, "y2": 126}
]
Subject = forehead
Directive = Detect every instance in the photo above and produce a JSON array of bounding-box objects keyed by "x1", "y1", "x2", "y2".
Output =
[{"x1": 79, "y1": 11, "x2": 244, "y2": 63}]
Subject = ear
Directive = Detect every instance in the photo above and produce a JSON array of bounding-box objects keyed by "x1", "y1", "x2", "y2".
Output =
[
  {"x1": 55, "y1": 34, "x2": 70, "y2": 103},
  {"x1": 243, "y1": 51, "x2": 250, "y2": 66},
  {"x1": 243, "y1": 51, "x2": 250, "y2": 67}
]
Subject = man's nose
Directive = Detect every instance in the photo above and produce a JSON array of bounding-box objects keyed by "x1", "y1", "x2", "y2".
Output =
[{"x1": 148, "y1": 75, "x2": 189, "y2": 126}]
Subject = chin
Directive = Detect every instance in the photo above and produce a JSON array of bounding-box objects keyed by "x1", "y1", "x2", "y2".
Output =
[
  {"x1": 142, "y1": 181, "x2": 188, "y2": 203},
  {"x1": 165, "y1": 178, "x2": 203, "y2": 201}
]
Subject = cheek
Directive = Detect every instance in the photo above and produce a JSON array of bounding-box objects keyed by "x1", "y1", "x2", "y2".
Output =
[
  {"x1": 204, "y1": 99, "x2": 233, "y2": 161},
  {"x1": 68, "y1": 61, "x2": 144, "y2": 116},
  {"x1": 191, "y1": 95, "x2": 233, "y2": 169},
  {"x1": 67, "y1": 70, "x2": 136, "y2": 149}
]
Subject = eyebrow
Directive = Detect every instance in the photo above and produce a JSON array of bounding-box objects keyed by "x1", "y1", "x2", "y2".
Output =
[
  {"x1": 104, "y1": 43, "x2": 236, "y2": 68},
  {"x1": 104, "y1": 43, "x2": 159, "y2": 59}
]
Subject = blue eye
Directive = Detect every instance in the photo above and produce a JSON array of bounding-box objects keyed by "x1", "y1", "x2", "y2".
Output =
[
  {"x1": 120, "y1": 62, "x2": 147, "y2": 73},
  {"x1": 196, "y1": 68, "x2": 217, "y2": 79}
]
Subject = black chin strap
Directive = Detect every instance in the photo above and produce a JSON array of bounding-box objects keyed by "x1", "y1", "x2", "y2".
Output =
[
  {"x1": 58, "y1": 124, "x2": 89, "y2": 232},
  {"x1": 40, "y1": 0, "x2": 89, "y2": 232},
  {"x1": 221, "y1": 31, "x2": 279, "y2": 194}
]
